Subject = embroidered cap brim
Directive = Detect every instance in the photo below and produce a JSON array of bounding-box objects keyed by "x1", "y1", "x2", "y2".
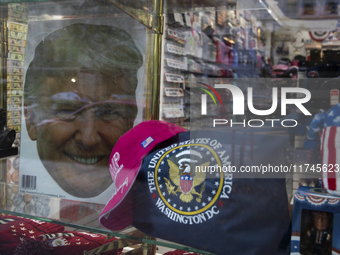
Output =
[{"x1": 99, "y1": 120, "x2": 186, "y2": 230}]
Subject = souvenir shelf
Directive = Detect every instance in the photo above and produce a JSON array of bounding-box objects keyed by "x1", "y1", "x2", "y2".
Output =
[
  {"x1": 159, "y1": 8, "x2": 263, "y2": 130},
  {"x1": 0, "y1": 1, "x2": 276, "y2": 255},
  {"x1": 0, "y1": 1, "x2": 224, "y2": 254}
]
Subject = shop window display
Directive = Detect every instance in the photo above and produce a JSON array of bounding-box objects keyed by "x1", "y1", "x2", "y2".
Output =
[{"x1": 2, "y1": 0, "x2": 340, "y2": 254}]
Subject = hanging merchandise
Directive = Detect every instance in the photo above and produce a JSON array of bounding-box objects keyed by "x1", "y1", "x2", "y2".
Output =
[
  {"x1": 162, "y1": 102, "x2": 185, "y2": 118},
  {"x1": 7, "y1": 19, "x2": 27, "y2": 135},
  {"x1": 225, "y1": 40, "x2": 234, "y2": 66},
  {"x1": 233, "y1": 47, "x2": 239, "y2": 67},
  {"x1": 183, "y1": 29, "x2": 195, "y2": 56},
  {"x1": 183, "y1": 13, "x2": 192, "y2": 28},
  {"x1": 166, "y1": 28, "x2": 186, "y2": 44},
  {"x1": 183, "y1": 22, "x2": 203, "y2": 58},
  {"x1": 216, "y1": 10, "x2": 227, "y2": 27},
  {"x1": 174, "y1": 13, "x2": 185, "y2": 27},
  {"x1": 167, "y1": 13, "x2": 185, "y2": 27},
  {"x1": 214, "y1": 37, "x2": 230, "y2": 65},
  {"x1": 201, "y1": 32, "x2": 215, "y2": 62}
]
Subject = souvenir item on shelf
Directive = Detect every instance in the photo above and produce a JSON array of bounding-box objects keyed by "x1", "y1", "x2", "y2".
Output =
[
  {"x1": 166, "y1": 42, "x2": 185, "y2": 56},
  {"x1": 7, "y1": 74, "x2": 23, "y2": 83},
  {"x1": 201, "y1": 32, "x2": 214, "y2": 61},
  {"x1": 216, "y1": 10, "x2": 227, "y2": 28},
  {"x1": 183, "y1": 21, "x2": 203, "y2": 58},
  {"x1": 167, "y1": 13, "x2": 176, "y2": 26},
  {"x1": 166, "y1": 28, "x2": 186, "y2": 44},
  {"x1": 209, "y1": 41, "x2": 217, "y2": 63},
  {"x1": 183, "y1": 13, "x2": 191, "y2": 28},
  {"x1": 7, "y1": 19, "x2": 27, "y2": 140},
  {"x1": 7, "y1": 82, "x2": 23, "y2": 89},
  {"x1": 174, "y1": 13, "x2": 185, "y2": 27},
  {"x1": 8, "y1": 90, "x2": 23, "y2": 96},
  {"x1": 162, "y1": 102, "x2": 185, "y2": 118},
  {"x1": 166, "y1": 57, "x2": 187, "y2": 70},
  {"x1": 187, "y1": 59, "x2": 202, "y2": 73},
  {"x1": 7, "y1": 67, "x2": 24, "y2": 74},
  {"x1": 183, "y1": 30, "x2": 197, "y2": 57},
  {"x1": 7, "y1": 60, "x2": 24, "y2": 68},
  {"x1": 164, "y1": 73, "x2": 185, "y2": 83},
  {"x1": 99, "y1": 120, "x2": 186, "y2": 230},
  {"x1": 304, "y1": 104, "x2": 340, "y2": 196},
  {"x1": 0, "y1": 214, "x2": 122, "y2": 255},
  {"x1": 225, "y1": 40, "x2": 234, "y2": 66},
  {"x1": 8, "y1": 5, "x2": 28, "y2": 24},
  {"x1": 203, "y1": 63, "x2": 214, "y2": 76},
  {"x1": 9, "y1": 38, "x2": 26, "y2": 47},
  {"x1": 184, "y1": 73, "x2": 196, "y2": 88},
  {"x1": 9, "y1": 45, "x2": 25, "y2": 54},
  {"x1": 214, "y1": 38, "x2": 229, "y2": 65},
  {"x1": 100, "y1": 121, "x2": 291, "y2": 255},
  {"x1": 164, "y1": 87, "x2": 184, "y2": 97},
  {"x1": 20, "y1": 21, "x2": 146, "y2": 203},
  {"x1": 291, "y1": 186, "x2": 340, "y2": 255},
  {"x1": 167, "y1": 13, "x2": 185, "y2": 27}
]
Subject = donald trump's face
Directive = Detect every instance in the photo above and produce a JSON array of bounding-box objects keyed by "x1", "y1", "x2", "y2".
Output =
[
  {"x1": 25, "y1": 72, "x2": 136, "y2": 198},
  {"x1": 23, "y1": 23, "x2": 143, "y2": 198}
]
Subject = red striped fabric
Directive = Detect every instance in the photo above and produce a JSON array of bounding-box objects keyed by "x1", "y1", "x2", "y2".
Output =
[
  {"x1": 321, "y1": 126, "x2": 340, "y2": 194},
  {"x1": 328, "y1": 127, "x2": 337, "y2": 190}
]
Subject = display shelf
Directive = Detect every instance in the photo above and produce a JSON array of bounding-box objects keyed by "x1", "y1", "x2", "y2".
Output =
[
  {"x1": 0, "y1": 182, "x2": 215, "y2": 255},
  {"x1": 0, "y1": 0, "x2": 336, "y2": 254},
  {"x1": 181, "y1": 70, "x2": 233, "y2": 78}
]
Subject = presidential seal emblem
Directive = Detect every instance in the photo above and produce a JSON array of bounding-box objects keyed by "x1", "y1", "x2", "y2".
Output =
[{"x1": 147, "y1": 137, "x2": 233, "y2": 225}]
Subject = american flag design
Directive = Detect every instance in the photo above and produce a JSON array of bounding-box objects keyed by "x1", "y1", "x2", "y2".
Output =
[
  {"x1": 295, "y1": 194, "x2": 306, "y2": 201},
  {"x1": 306, "y1": 196, "x2": 328, "y2": 206},
  {"x1": 321, "y1": 126, "x2": 340, "y2": 196},
  {"x1": 141, "y1": 136, "x2": 154, "y2": 148},
  {"x1": 307, "y1": 104, "x2": 340, "y2": 141},
  {"x1": 328, "y1": 198, "x2": 340, "y2": 205},
  {"x1": 179, "y1": 174, "x2": 194, "y2": 194}
]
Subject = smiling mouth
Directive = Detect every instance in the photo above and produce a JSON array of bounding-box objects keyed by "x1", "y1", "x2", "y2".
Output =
[{"x1": 65, "y1": 153, "x2": 105, "y2": 164}]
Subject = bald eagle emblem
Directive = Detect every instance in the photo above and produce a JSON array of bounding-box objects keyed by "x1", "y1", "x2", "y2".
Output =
[{"x1": 164, "y1": 159, "x2": 209, "y2": 203}]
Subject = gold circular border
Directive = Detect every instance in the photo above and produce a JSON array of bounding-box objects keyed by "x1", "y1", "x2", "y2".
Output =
[{"x1": 155, "y1": 143, "x2": 223, "y2": 216}]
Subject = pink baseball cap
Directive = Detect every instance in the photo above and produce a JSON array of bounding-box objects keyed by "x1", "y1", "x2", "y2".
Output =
[{"x1": 99, "y1": 120, "x2": 187, "y2": 230}]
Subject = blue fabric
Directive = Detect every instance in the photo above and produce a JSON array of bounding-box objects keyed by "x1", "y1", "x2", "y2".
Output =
[
  {"x1": 307, "y1": 113, "x2": 326, "y2": 141},
  {"x1": 304, "y1": 104, "x2": 340, "y2": 150},
  {"x1": 308, "y1": 104, "x2": 340, "y2": 139},
  {"x1": 233, "y1": 48, "x2": 238, "y2": 68},
  {"x1": 131, "y1": 130, "x2": 291, "y2": 255}
]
